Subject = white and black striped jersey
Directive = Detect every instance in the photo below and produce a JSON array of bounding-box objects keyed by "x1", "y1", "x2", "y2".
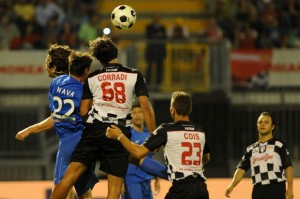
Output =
[
  {"x1": 237, "y1": 138, "x2": 292, "y2": 185},
  {"x1": 82, "y1": 63, "x2": 149, "y2": 127},
  {"x1": 143, "y1": 121, "x2": 210, "y2": 182}
]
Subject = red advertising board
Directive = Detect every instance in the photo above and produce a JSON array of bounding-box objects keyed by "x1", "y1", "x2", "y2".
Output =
[{"x1": 230, "y1": 49, "x2": 272, "y2": 89}]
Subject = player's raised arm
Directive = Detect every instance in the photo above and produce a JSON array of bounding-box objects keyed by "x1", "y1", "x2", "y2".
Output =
[{"x1": 138, "y1": 95, "x2": 156, "y2": 134}]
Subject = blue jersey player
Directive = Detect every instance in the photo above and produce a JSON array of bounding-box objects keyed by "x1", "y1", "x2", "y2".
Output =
[
  {"x1": 49, "y1": 51, "x2": 99, "y2": 198},
  {"x1": 16, "y1": 45, "x2": 98, "y2": 199},
  {"x1": 122, "y1": 104, "x2": 160, "y2": 199}
]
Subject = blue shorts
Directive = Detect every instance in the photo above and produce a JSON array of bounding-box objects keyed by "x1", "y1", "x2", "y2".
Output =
[{"x1": 54, "y1": 132, "x2": 98, "y2": 196}]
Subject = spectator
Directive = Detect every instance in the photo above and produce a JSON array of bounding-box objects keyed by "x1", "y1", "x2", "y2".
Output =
[
  {"x1": 35, "y1": 0, "x2": 65, "y2": 29},
  {"x1": 21, "y1": 23, "x2": 43, "y2": 49},
  {"x1": 216, "y1": 0, "x2": 239, "y2": 45},
  {"x1": 144, "y1": 12, "x2": 167, "y2": 90},
  {"x1": 0, "y1": 15, "x2": 21, "y2": 49},
  {"x1": 235, "y1": 22, "x2": 258, "y2": 49},
  {"x1": 249, "y1": 70, "x2": 269, "y2": 89},
  {"x1": 248, "y1": 5, "x2": 264, "y2": 48},
  {"x1": 198, "y1": 16, "x2": 223, "y2": 43},
  {"x1": 261, "y1": 16, "x2": 284, "y2": 48},
  {"x1": 167, "y1": 17, "x2": 189, "y2": 40},
  {"x1": 42, "y1": 16, "x2": 60, "y2": 48},
  {"x1": 78, "y1": 11, "x2": 100, "y2": 49},
  {"x1": 59, "y1": 20, "x2": 79, "y2": 49},
  {"x1": 13, "y1": 0, "x2": 36, "y2": 37}
]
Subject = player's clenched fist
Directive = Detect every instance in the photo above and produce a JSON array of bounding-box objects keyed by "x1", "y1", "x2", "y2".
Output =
[
  {"x1": 15, "y1": 129, "x2": 31, "y2": 141},
  {"x1": 225, "y1": 186, "x2": 233, "y2": 197}
]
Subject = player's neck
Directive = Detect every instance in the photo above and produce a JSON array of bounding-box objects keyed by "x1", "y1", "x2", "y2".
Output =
[
  {"x1": 71, "y1": 75, "x2": 84, "y2": 83},
  {"x1": 108, "y1": 59, "x2": 118, "y2": 63},
  {"x1": 259, "y1": 133, "x2": 273, "y2": 143},
  {"x1": 132, "y1": 124, "x2": 144, "y2": 133},
  {"x1": 174, "y1": 115, "x2": 189, "y2": 123}
]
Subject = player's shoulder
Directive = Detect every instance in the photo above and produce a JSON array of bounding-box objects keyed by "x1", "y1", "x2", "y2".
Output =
[
  {"x1": 246, "y1": 141, "x2": 259, "y2": 151},
  {"x1": 157, "y1": 122, "x2": 182, "y2": 132},
  {"x1": 119, "y1": 64, "x2": 140, "y2": 73},
  {"x1": 87, "y1": 69, "x2": 101, "y2": 78},
  {"x1": 271, "y1": 137, "x2": 287, "y2": 148},
  {"x1": 51, "y1": 74, "x2": 68, "y2": 85},
  {"x1": 104, "y1": 63, "x2": 140, "y2": 73}
]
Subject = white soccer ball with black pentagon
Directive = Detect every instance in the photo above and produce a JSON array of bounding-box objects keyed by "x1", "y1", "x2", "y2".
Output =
[{"x1": 111, "y1": 5, "x2": 136, "y2": 30}]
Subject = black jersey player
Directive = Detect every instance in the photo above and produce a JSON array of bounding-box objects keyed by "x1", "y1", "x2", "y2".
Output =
[
  {"x1": 51, "y1": 36, "x2": 156, "y2": 199},
  {"x1": 106, "y1": 91, "x2": 211, "y2": 199},
  {"x1": 225, "y1": 112, "x2": 294, "y2": 199}
]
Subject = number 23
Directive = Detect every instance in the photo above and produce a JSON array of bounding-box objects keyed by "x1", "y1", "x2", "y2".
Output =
[{"x1": 181, "y1": 142, "x2": 202, "y2": 165}]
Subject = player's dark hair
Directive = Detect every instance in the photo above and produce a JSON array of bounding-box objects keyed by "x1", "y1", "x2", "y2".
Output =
[
  {"x1": 48, "y1": 44, "x2": 72, "y2": 75},
  {"x1": 132, "y1": 102, "x2": 141, "y2": 110},
  {"x1": 171, "y1": 91, "x2": 192, "y2": 116},
  {"x1": 259, "y1": 112, "x2": 276, "y2": 134},
  {"x1": 69, "y1": 51, "x2": 93, "y2": 77},
  {"x1": 88, "y1": 36, "x2": 118, "y2": 65}
]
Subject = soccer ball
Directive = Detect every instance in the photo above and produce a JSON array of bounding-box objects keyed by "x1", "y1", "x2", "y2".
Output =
[{"x1": 111, "y1": 5, "x2": 136, "y2": 30}]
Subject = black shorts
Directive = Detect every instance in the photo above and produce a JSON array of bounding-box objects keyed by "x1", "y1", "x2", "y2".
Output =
[
  {"x1": 165, "y1": 177, "x2": 209, "y2": 199},
  {"x1": 252, "y1": 182, "x2": 286, "y2": 199},
  {"x1": 71, "y1": 121, "x2": 131, "y2": 178}
]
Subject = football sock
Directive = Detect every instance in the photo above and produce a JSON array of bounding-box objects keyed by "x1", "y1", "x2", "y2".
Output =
[{"x1": 140, "y1": 157, "x2": 168, "y2": 180}]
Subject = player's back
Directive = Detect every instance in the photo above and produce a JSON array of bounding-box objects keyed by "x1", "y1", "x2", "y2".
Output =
[
  {"x1": 160, "y1": 121, "x2": 207, "y2": 181},
  {"x1": 84, "y1": 63, "x2": 148, "y2": 127},
  {"x1": 49, "y1": 75, "x2": 84, "y2": 138}
]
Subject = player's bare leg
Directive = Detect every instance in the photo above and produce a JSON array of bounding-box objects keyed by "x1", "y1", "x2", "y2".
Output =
[
  {"x1": 107, "y1": 174, "x2": 124, "y2": 199},
  {"x1": 52, "y1": 185, "x2": 74, "y2": 199},
  {"x1": 78, "y1": 189, "x2": 92, "y2": 199},
  {"x1": 65, "y1": 187, "x2": 74, "y2": 199},
  {"x1": 50, "y1": 162, "x2": 87, "y2": 199}
]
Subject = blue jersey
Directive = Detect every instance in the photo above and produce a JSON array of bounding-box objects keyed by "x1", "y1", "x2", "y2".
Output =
[
  {"x1": 48, "y1": 75, "x2": 99, "y2": 194},
  {"x1": 125, "y1": 127, "x2": 154, "y2": 183},
  {"x1": 49, "y1": 75, "x2": 84, "y2": 138}
]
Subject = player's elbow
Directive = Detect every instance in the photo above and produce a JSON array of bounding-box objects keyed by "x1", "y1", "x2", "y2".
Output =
[
  {"x1": 202, "y1": 153, "x2": 210, "y2": 164},
  {"x1": 131, "y1": 151, "x2": 146, "y2": 159},
  {"x1": 130, "y1": 145, "x2": 149, "y2": 159},
  {"x1": 80, "y1": 108, "x2": 88, "y2": 117}
]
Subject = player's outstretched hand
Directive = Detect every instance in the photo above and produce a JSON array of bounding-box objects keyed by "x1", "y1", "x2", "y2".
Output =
[
  {"x1": 106, "y1": 125, "x2": 123, "y2": 140},
  {"x1": 225, "y1": 186, "x2": 233, "y2": 197},
  {"x1": 15, "y1": 129, "x2": 31, "y2": 141}
]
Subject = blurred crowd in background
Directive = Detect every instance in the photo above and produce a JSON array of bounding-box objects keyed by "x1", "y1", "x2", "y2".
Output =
[{"x1": 1, "y1": 0, "x2": 300, "y2": 50}]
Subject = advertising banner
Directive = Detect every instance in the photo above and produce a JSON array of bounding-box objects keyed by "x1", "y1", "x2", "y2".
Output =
[
  {"x1": 231, "y1": 49, "x2": 300, "y2": 89},
  {"x1": 0, "y1": 51, "x2": 51, "y2": 89},
  {"x1": 230, "y1": 49, "x2": 272, "y2": 89},
  {"x1": 270, "y1": 49, "x2": 300, "y2": 87}
]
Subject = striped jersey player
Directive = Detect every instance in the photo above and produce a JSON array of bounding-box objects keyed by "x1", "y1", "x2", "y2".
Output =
[
  {"x1": 144, "y1": 121, "x2": 210, "y2": 182},
  {"x1": 106, "y1": 91, "x2": 211, "y2": 199},
  {"x1": 84, "y1": 63, "x2": 147, "y2": 127},
  {"x1": 50, "y1": 36, "x2": 156, "y2": 199}
]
